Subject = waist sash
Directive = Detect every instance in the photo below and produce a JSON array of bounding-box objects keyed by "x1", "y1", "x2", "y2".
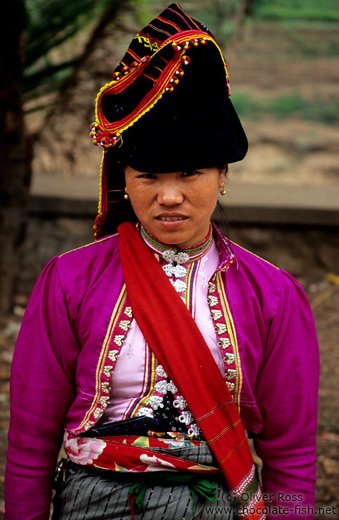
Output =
[{"x1": 118, "y1": 222, "x2": 265, "y2": 519}]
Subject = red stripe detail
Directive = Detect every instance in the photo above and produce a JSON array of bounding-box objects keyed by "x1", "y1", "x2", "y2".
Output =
[
  {"x1": 142, "y1": 73, "x2": 157, "y2": 82},
  {"x1": 148, "y1": 23, "x2": 172, "y2": 38},
  {"x1": 96, "y1": 31, "x2": 215, "y2": 134},
  {"x1": 157, "y1": 16, "x2": 181, "y2": 32},
  {"x1": 168, "y1": 5, "x2": 201, "y2": 31},
  {"x1": 127, "y1": 49, "x2": 141, "y2": 62}
]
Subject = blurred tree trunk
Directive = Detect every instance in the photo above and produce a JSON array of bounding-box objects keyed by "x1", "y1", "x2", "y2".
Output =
[
  {"x1": 0, "y1": 0, "x2": 30, "y2": 312},
  {"x1": 231, "y1": 0, "x2": 257, "y2": 43},
  {"x1": 0, "y1": 1, "x2": 129, "y2": 311},
  {"x1": 33, "y1": 0, "x2": 134, "y2": 176}
]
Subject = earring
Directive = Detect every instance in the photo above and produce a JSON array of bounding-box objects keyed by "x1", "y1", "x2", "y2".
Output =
[
  {"x1": 124, "y1": 187, "x2": 129, "y2": 200},
  {"x1": 219, "y1": 186, "x2": 226, "y2": 196}
]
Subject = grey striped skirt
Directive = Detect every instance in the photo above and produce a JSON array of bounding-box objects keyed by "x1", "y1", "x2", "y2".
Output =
[{"x1": 52, "y1": 444, "x2": 239, "y2": 519}]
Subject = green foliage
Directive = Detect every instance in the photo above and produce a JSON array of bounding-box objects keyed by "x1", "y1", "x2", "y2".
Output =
[
  {"x1": 23, "y1": 0, "x2": 248, "y2": 106},
  {"x1": 188, "y1": 0, "x2": 240, "y2": 43},
  {"x1": 232, "y1": 92, "x2": 339, "y2": 126},
  {"x1": 128, "y1": 0, "x2": 242, "y2": 44},
  {"x1": 255, "y1": 0, "x2": 339, "y2": 11},
  {"x1": 254, "y1": 0, "x2": 339, "y2": 23},
  {"x1": 129, "y1": 0, "x2": 157, "y2": 26},
  {"x1": 288, "y1": 32, "x2": 339, "y2": 57},
  {"x1": 24, "y1": 0, "x2": 113, "y2": 101},
  {"x1": 24, "y1": 0, "x2": 338, "y2": 118}
]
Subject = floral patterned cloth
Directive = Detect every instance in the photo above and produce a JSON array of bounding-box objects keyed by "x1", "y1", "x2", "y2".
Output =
[
  {"x1": 53, "y1": 444, "x2": 235, "y2": 520},
  {"x1": 64, "y1": 432, "x2": 220, "y2": 474}
]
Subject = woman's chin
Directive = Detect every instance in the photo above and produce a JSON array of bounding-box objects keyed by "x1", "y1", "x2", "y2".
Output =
[
  {"x1": 146, "y1": 227, "x2": 190, "y2": 248},
  {"x1": 149, "y1": 227, "x2": 203, "y2": 250}
]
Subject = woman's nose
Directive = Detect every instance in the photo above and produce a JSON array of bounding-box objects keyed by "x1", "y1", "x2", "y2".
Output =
[{"x1": 157, "y1": 181, "x2": 184, "y2": 206}]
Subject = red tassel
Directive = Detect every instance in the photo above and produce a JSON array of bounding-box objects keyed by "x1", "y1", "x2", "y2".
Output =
[{"x1": 128, "y1": 493, "x2": 136, "y2": 520}]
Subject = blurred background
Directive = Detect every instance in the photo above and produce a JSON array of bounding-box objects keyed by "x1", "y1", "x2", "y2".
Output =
[{"x1": 0, "y1": 0, "x2": 338, "y2": 517}]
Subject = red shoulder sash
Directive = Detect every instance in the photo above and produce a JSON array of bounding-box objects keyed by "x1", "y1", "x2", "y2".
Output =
[{"x1": 118, "y1": 222, "x2": 265, "y2": 519}]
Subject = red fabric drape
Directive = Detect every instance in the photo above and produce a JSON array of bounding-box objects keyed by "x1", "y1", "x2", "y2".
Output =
[{"x1": 118, "y1": 222, "x2": 264, "y2": 520}]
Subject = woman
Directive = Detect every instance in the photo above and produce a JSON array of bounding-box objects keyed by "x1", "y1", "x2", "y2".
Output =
[{"x1": 5, "y1": 4, "x2": 319, "y2": 520}]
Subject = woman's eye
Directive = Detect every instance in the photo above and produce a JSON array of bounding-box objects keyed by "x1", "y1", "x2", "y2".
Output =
[
  {"x1": 138, "y1": 173, "x2": 157, "y2": 179},
  {"x1": 182, "y1": 170, "x2": 199, "y2": 177}
]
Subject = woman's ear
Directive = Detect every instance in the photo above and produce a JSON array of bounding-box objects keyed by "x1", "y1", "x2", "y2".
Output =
[
  {"x1": 219, "y1": 164, "x2": 228, "y2": 187},
  {"x1": 122, "y1": 163, "x2": 130, "y2": 184}
]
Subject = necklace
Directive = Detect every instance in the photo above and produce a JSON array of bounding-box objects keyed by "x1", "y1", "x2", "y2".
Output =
[
  {"x1": 140, "y1": 224, "x2": 214, "y2": 294},
  {"x1": 140, "y1": 224, "x2": 213, "y2": 264}
]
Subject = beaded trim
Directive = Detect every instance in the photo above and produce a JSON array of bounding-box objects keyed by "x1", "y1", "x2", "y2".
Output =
[
  {"x1": 91, "y1": 28, "x2": 230, "y2": 235},
  {"x1": 90, "y1": 32, "x2": 229, "y2": 151},
  {"x1": 72, "y1": 236, "x2": 240, "y2": 435},
  {"x1": 132, "y1": 230, "x2": 240, "y2": 433},
  {"x1": 72, "y1": 285, "x2": 133, "y2": 434},
  {"x1": 211, "y1": 271, "x2": 241, "y2": 410},
  {"x1": 132, "y1": 361, "x2": 200, "y2": 438},
  {"x1": 127, "y1": 229, "x2": 215, "y2": 437},
  {"x1": 142, "y1": 224, "x2": 213, "y2": 298},
  {"x1": 122, "y1": 344, "x2": 158, "y2": 419},
  {"x1": 140, "y1": 223, "x2": 213, "y2": 261}
]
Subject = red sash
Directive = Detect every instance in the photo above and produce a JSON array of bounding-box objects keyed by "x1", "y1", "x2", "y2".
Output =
[{"x1": 118, "y1": 222, "x2": 266, "y2": 519}]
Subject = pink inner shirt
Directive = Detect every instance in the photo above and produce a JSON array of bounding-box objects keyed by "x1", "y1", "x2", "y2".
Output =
[{"x1": 102, "y1": 236, "x2": 224, "y2": 424}]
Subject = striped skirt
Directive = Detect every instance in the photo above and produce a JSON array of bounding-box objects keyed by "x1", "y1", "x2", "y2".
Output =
[{"x1": 52, "y1": 444, "x2": 239, "y2": 520}]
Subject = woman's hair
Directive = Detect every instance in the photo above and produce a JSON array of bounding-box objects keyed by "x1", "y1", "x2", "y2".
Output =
[
  {"x1": 213, "y1": 164, "x2": 229, "y2": 235},
  {"x1": 99, "y1": 156, "x2": 137, "y2": 237}
]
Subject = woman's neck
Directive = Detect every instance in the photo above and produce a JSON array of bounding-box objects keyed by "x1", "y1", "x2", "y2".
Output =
[{"x1": 140, "y1": 223, "x2": 213, "y2": 261}]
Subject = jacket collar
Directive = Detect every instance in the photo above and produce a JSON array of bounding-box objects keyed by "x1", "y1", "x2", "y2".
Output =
[{"x1": 211, "y1": 222, "x2": 236, "y2": 272}]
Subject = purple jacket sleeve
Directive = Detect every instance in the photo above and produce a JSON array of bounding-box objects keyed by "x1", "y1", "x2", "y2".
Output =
[
  {"x1": 5, "y1": 257, "x2": 80, "y2": 520},
  {"x1": 253, "y1": 271, "x2": 319, "y2": 519}
]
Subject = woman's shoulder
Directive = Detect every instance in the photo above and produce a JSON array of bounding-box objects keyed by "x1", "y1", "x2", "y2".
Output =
[
  {"x1": 214, "y1": 226, "x2": 303, "y2": 300},
  {"x1": 43, "y1": 232, "x2": 122, "y2": 294},
  {"x1": 57, "y1": 232, "x2": 120, "y2": 266},
  {"x1": 229, "y1": 240, "x2": 279, "y2": 273},
  {"x1": 28, "y1": 233, "x2": 124, "y2": 321},
  {"x1": 215, "y1": 225, "x2": 282, "y2": 283},
  {"x1": 227, "y1": 239, "x2": 307, "y2": 306}
]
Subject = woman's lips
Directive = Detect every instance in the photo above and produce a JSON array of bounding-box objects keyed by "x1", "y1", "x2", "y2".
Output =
[
  {"x1": 155, "y1": 214, "x2": 188, "y2": 228},
  {"x1": 157, "y1": 216, "x2": 187, "y2": 221},
  {"x1": 155, "y1": 213, "x2": 188, "y2": 221}
]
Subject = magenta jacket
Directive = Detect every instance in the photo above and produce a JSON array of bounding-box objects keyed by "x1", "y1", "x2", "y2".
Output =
[{"x1": 5, "y1": 226, "x2": 319, "y2": 519}]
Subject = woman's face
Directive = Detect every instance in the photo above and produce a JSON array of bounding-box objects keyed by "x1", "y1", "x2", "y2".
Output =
[{"x1": 124, "y1": 166, "x2": 226, "y2": 248}]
